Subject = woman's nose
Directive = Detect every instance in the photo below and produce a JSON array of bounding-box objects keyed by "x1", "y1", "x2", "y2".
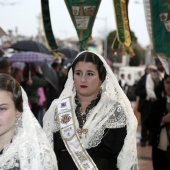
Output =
[{"x1": 81, "y1": 74, "x2": 86, "y2": 82}]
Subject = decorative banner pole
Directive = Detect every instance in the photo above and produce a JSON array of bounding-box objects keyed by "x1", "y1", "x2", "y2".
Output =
[
  {"x1": 112, "y1": 0, "x2": 134, "y2": 56},
  {"x1": 64, "y1": 0, "x2": 101, "y2": 51},
  {"x1": 41, "y1": 0, "x2": 63, "y2": 58}
]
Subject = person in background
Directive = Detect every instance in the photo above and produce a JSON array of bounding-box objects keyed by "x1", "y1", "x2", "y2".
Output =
[
  {"x1": 51, "y1": 62, "x2": 68, "y2": 94},
  {"x1": 11, "y1": 62, "x2": 25, "y2": 85},
  {"x1": 135, "y1": 71, "x2": 143, "y2": 84},
  {"x1": 135, "y1": 64, "x2": 157, "y2": 146},
  {"x1": 118, "y1": 73, "x2": 126, "y2": 92},
  {"x1": 145, "y1": 58, "x2": 165, "y2": 145},
  {"x1": 60, "y1": 65, "x2": 68, "y2": 90},
  {"x1": 22, "y1": 63, "x2": 47, "y2": 119},
  {"x1": 146, "y1": 57, "x2": 165, "y2": 101},
  {"x1": 125, "y1": 73, "x2": 137, "y2": 109},
  {"x1": 0, "y1": 57, "x2": 11, "y2": 74},
  {"x1": 43, "y1": 51, "x2": 138, "y2": 170},
  {"x1": 43, "y1": 62, "x2": 60, "y2": 110},
  {"x1": 147, "y1": 73, "x2": 170, "y2": 170},
  {"x1": 0, "y1": 73, "x2": 58, "y2": 169},
  {"x1": 51, "y1": 62, "x2": 63, "y2": 94}
]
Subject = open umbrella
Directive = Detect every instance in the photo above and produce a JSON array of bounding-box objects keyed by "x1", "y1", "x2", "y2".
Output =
[
  {"x1": 10, "y1": 40, "x2": 51, "y2": 54},
  {"x1": 58, "y1": 47, "x2": 79, "y2": 59},
  {"x1": 41, "y1": 63, "x2": 59, "y2": 91},
  {"x1": 9, "y1": 51, "x2": 54, "y2": 63},
  {"x1": 62, "y1": 58, "x2": 74, "y2": 67},
  {"x1": 9, "y1": 52, "x2": 54, "y2": 80}
]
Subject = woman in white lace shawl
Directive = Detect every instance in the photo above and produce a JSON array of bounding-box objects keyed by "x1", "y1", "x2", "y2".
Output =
[
  {"x1": 0, "y1": 73, "x2": 58, "y2": 170},
  {"x1": 43, "y1": 51, "x2": 138, "y2": 170}
]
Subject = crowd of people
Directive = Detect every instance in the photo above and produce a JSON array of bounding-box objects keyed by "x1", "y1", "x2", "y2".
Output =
[
  {"x1": 0, "y1": 51, "x2": 170, "y2": 169},
  {"x1": 0, "y1": 57, "x2": 68, "y2": 126},
  {"x1": 0, "y1": 51, "x2": 138, "y2": 170},
  {"x1": 134, "y1": 58, "x2": 170, "y2": 170},
  {"x1": 116, "y1": 57, "x2": 170, "y2": 170}
]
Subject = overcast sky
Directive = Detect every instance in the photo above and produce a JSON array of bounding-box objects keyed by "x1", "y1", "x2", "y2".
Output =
[{"x1": 0, "y1": 0, "x2": 150, "y2": 47}]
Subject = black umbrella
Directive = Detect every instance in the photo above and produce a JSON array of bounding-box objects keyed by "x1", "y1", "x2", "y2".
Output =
[
  {"x1": 58, "y1": 47, "x2": 79, "y2": 59},
  {"x1": 41, "y1": 63, "x2": 59, "y2": 91},
  {"x1": 62, "y1": 58, "x2": 74, "y2": 67},
  {"x1": 10, "y1": 40, "x2": 51, "y2": 54}
]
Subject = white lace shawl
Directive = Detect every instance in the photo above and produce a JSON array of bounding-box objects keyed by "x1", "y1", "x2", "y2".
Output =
[
  {"x1": 0, "y1": 87, "x2": 58, "y2": 170},
  {"x1": 43, "y1": 51, "x2": 138, "y2": 170}
]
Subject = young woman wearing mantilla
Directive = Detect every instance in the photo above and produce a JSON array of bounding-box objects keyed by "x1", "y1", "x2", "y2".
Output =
[
  {"x1": 43, "y1": 51, "x2": 138, "y2": 170},
  {"x1": 0, "y1": 73, "x2": 58, "y2": 170}
]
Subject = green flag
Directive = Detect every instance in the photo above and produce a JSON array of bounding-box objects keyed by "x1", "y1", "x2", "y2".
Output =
[
  {"x1": 150, "y1": 0, "x2": 170, "y2": 58},
  {"x1": 64, "y1": 0, "x2": 101, "y2": 51},
  {"x1": 112, "y1": 0, "x2": 134, "y2": 56}
]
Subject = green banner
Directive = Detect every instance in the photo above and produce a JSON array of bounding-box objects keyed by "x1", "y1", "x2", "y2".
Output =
[
  {"x1": 64, "y1": 0, "x2": 101, "y2": 51},
  {"x1": 112, "y1": 0, "x2": 133, "y2": 56},
  {"x1": 41, "y1": 0, "x2": 59, "y2": 57},
  {"x1": 151, "y1": 0, "x2": 170, "y2": 58}
]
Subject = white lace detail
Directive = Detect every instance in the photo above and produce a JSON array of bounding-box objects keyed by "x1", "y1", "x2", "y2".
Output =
[
  {"x1": 43, "y1": 51, "x2": 138, "y2": 170},
  {"x1": 0, "y1": 88, "x2": 58, "y2": 170}
]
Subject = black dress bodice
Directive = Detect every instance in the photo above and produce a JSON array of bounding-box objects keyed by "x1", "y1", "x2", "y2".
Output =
[{"x1": 53, "y1": 126, "x2": 126, "y2": 170}]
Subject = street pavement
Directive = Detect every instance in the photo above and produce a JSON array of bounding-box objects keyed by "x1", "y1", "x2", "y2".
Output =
[{"x1": 137, "y1": 126, "x2": 153, "y2": 170}]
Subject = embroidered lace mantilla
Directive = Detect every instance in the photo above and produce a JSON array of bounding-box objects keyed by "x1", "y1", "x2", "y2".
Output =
[
  {"x1": 75, "y1": 92, "x2": 101, "y2": 128},
  {"x1": 43, "y1": 51, "x2": 138, "y2": 170},
  {"x1": 0, "y1": 88, "x2": 58, "y2": 170}
]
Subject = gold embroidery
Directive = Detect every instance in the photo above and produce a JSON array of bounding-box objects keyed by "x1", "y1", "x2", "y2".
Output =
[
  {"x1": 75, "y1": 151, "x2": 88, "y2": 163},
  {"x1": 77, "y1": 128, "x2": 88, "y2": 138},
  {"x1": 83, "y1": 163, "x2": 90, "y2": 169}
]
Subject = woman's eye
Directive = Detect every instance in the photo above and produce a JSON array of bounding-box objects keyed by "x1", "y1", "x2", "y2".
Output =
[
  {"x1": 75, "y1": 72, "x2": 81, "y2": 76},
  {"x1": 0, "y1": 107, "x2": 7, "y2": 111},
  {"x1": 87, "y1": 72, "x2": 94, "y2": 76}
]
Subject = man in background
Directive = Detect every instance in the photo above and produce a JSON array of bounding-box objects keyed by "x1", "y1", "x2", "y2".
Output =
[
  {"x1": 119, "y1": 73, "x2": 126, "y2": 92},
  {"x1": 146, "y1": 57, "x2": 165, "y2": 101},
  {"x1": 135, "y1": 64, "x2": 157, "y2": 146}
]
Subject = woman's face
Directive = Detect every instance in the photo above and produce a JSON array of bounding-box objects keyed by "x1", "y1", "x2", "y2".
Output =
[
  {"x1": 73, "y1": 61, "x2": 102, "y2": 98},
  {"x1": 164, "y1": 77, "x2": 170, "y2": 97},
  {"x1": 0, "y1": 90, "x2": 20, "y2": 139}
]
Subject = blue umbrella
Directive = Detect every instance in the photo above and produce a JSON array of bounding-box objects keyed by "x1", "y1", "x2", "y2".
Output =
[
  {"x1": 9, "y1": 51, "x2": 54, "y2": 63},
  {"x1": 9, "y1": 52, "x2": 54, "y2": 80}
]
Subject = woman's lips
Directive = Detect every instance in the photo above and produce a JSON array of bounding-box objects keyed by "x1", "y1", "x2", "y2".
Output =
[{"x1": 80, "y1": 85, "x2": 87, "y2": 88}]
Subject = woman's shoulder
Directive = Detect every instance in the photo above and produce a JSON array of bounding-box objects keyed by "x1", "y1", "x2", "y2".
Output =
[{"x1": 48, "y1": 98, "x2": 59, "y2": 110}]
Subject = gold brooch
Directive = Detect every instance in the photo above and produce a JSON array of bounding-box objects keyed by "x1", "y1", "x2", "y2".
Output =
[{"x1": 77, "y1": 128, "x2": 88, "y2": 138}]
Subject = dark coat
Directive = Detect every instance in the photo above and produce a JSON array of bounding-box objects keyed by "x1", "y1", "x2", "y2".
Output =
[
  {"x1": 135, "y1": 73, "x2": 148, "y2": 112},
  {"x1": 53, "y1": 127, "x2": 126, "y2": 170},
  {"x1": 147, "y1": 98, "x2": 167, "y2": 147}
]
